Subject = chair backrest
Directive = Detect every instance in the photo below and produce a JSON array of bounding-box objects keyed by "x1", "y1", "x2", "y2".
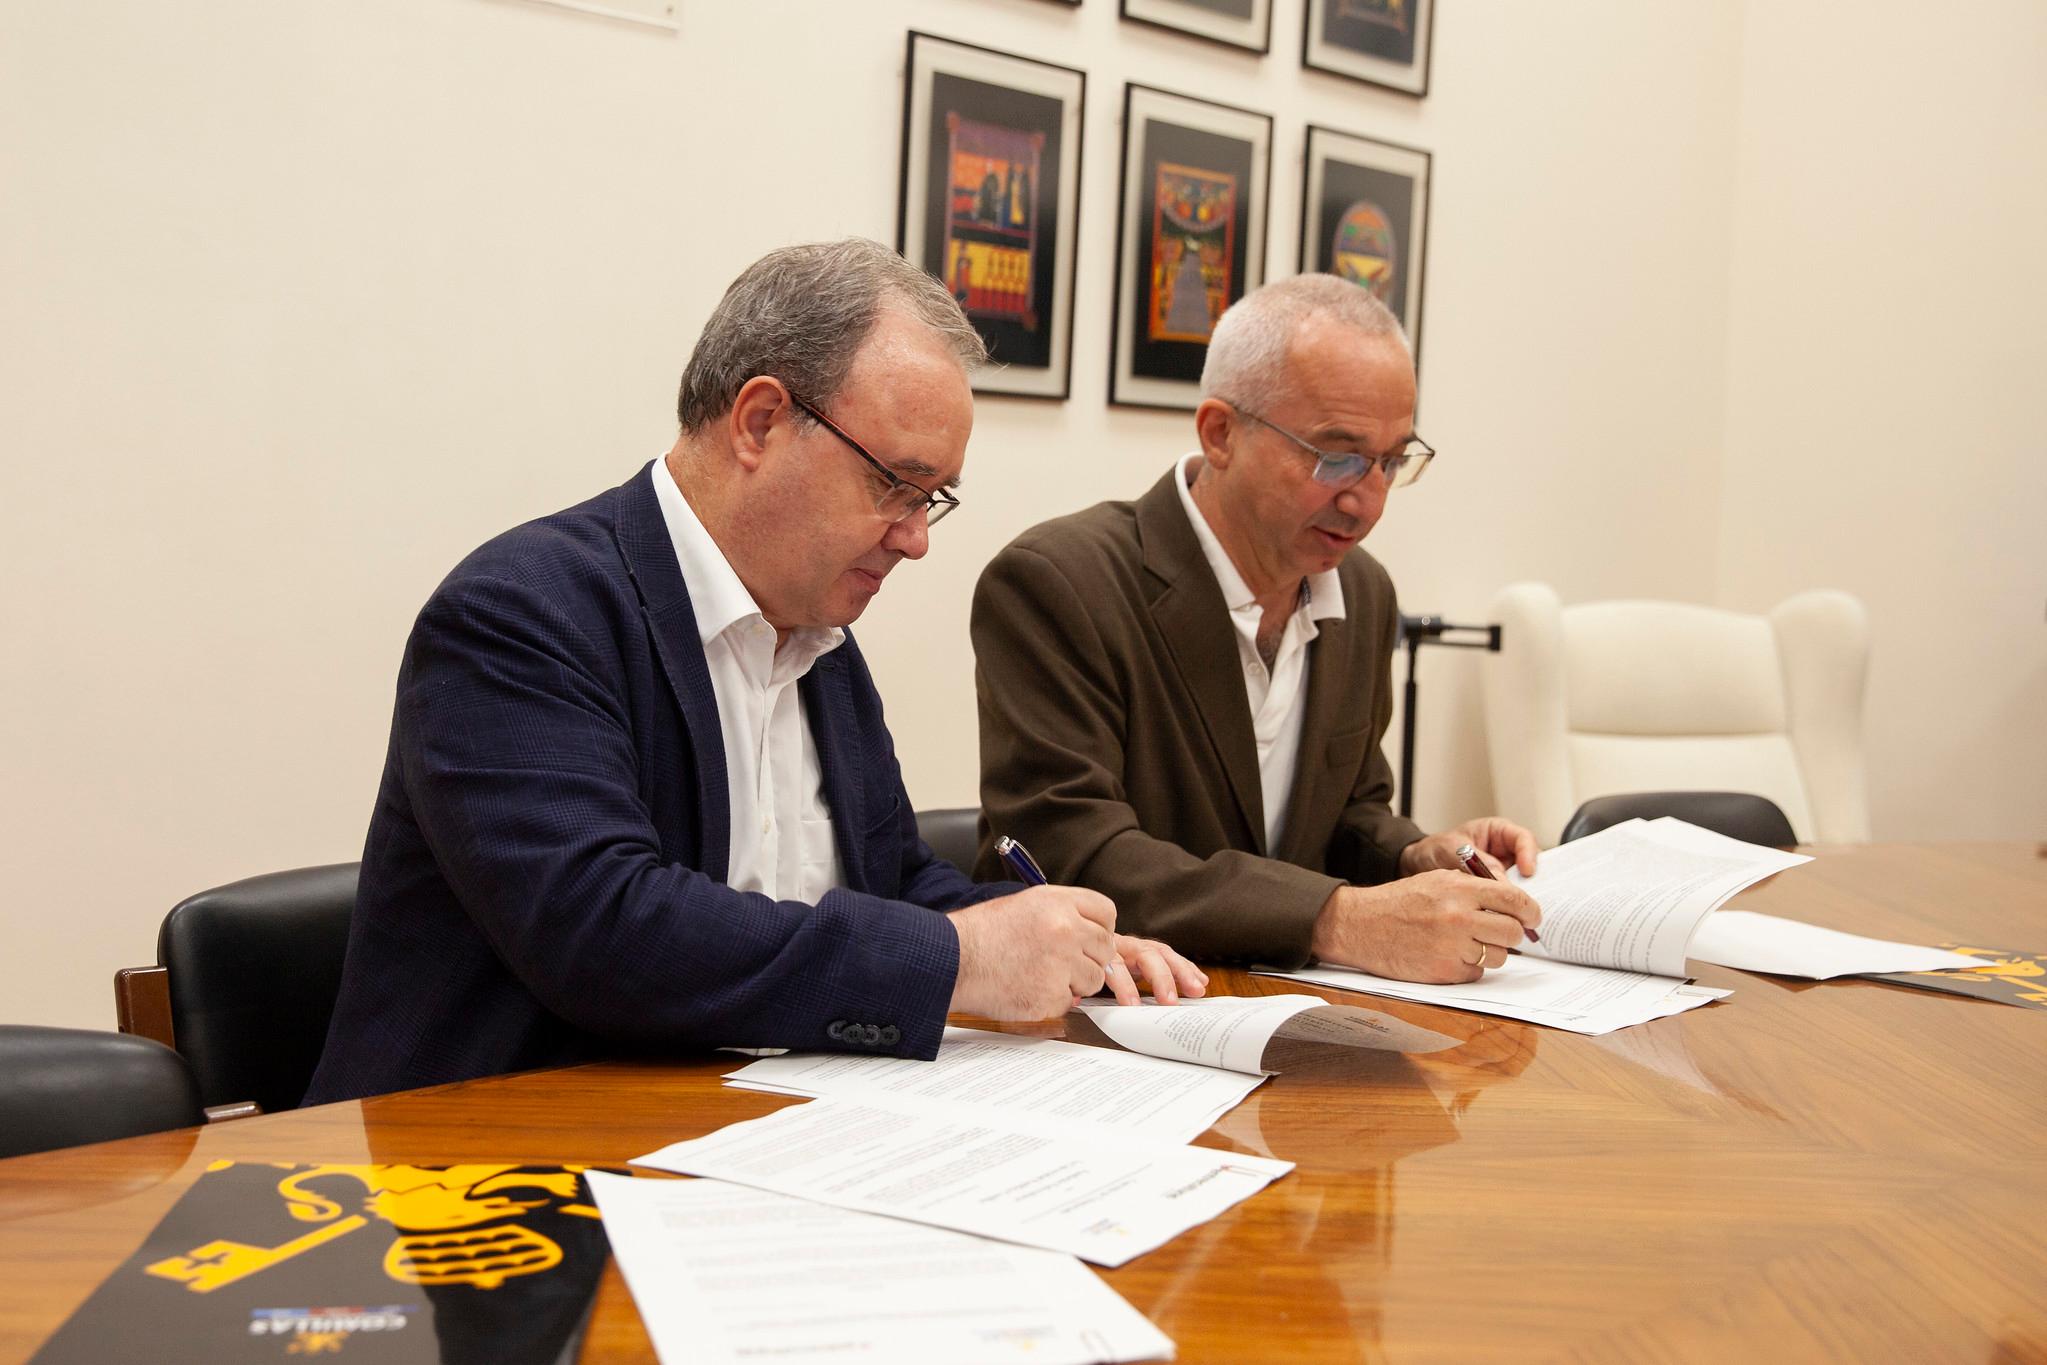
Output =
[
  {"x1": 159, "y1": 863, "x2": 359, "y2": 1114},
  {"x1": 914, "y1": 807, "x2": 983, "y2": 876},
  {"x1": 1483, "y1": 583, "x2": 1870, "y2": 846},
  {"x1": 1559, "y1": 792, "x2": 1798, "y2": 847},
  {"x1": 0, "y1": 1025, "x2": 205, "y2": 1159}
]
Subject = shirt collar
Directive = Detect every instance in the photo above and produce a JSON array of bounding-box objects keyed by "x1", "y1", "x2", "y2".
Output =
[
  {"x1": 649, "y1": 460, "x2": 846, "y2": 658},
  {"x1": 1172, "y1": 452, "x2": 1347, "y2": 622}
]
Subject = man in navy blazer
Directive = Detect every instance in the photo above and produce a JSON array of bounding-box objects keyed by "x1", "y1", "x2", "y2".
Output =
[{"x1": 308, "y1": 241, "x2": 1201, "y2": 1104}]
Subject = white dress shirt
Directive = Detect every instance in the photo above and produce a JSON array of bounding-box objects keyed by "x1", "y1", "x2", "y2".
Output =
[
  {"x1": 1172, "y1": 452, "x2": 1348, "y2": 852},
  {"x1": 650, "y1": 461, "x2": 847, "y2": 901}
]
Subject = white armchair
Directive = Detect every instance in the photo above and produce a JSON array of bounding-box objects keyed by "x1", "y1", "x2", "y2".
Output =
[{"x1": 1481, "y1": 583, "x2": 1870, "y2": 846}]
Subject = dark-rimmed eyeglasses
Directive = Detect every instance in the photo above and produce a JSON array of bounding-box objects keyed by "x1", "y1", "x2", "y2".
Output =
[
  {"x1": 786, "y1": 391, "x2": 960, "y2": 527},
  {"x1": 1226, "y1": 403, "x2": 1435, "y2": 491}
]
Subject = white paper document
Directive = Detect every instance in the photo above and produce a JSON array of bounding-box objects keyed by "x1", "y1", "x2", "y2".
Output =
[
  {"x1": 1514, "y1": 817, "x2": 1811, "y2": 977},
  {"x1": 1688, "y1": 909, "x2": 1984, "y2": 979},
  {"x1": 724, "y1": 1026, "x2": 1264, "y2": 1143},
  {"x1": 586, "y1": 1172, "x2": 1174, "y2": 1365},
  {"x1": 1264, "y1": 957, "x2": 1729, "y2": 1035},
  {"x1": 1256, "y1": 819, "x2": 1813, "y2": 1032},
  {"x1": 1073, "y1": 994, "x2": 1459, "y2": 1072},
  {"x1": 633, "y1": 1096, "x2": 1291, "y2": 1268}
]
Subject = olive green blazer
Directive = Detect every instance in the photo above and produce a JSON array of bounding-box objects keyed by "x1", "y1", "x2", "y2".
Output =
[{"x1": 971, "y1": 467, "x2": 1423, "y2": 966}]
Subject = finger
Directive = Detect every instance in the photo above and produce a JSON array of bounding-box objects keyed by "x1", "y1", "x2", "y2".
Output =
[
  {"x1": 1104, "y1": 956, "x2": 1143, "y2": 1005},
  {"x1": 1470, "y1": 880, "x2": 1543, "y2": 933},
  {"x1": 1169, "y1": 950, "x2": 1208, "y2": 999},
  {"x1": 1070, "y1": 955, "x2": 1108, "y2": 1000},
  {"x1": 1508, "y1": 825, "x2": 1540, "y2": 876},
  {"x1": 1067, "y1": 888, "x2": 1117, "y2": 930},
  {"x1": 1478, "y1": 849, "x2": 1510, "y2": 878},
  {"x1": 1081, "y1": 921, "x2": 1118, "y2": 967},
  {"x1": 1127, "y1": 946, "x2": 1177, "y2": 1003},
  {"x1": 1467, "y1": 909, "x2": 1526, "y2": 949}
]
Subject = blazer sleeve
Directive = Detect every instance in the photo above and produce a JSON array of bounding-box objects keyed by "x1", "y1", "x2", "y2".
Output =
[
  {"x1": 973, "y1": 543, "x2": 1343, "y2": 967},
  {"x1": 397, "y1": 570, "x2": 961, "y2": 1060}
]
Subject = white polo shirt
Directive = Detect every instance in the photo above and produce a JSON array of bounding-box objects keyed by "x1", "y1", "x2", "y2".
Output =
[
  {"x1": 650, "y1": 460, "x2": 848, "y2": 901},
  {"x1": 1172, "y1": 452, "x2": 1347, "y2": 852}
]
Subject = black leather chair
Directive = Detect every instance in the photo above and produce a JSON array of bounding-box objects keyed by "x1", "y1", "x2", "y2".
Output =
[
  {"x1": 914, "y1": 807, "x2": 983, "y2": 876},
  {"x1": 117, "y1": 863, "x2": 359, "y2": 1115},
  {"x1": 1560, "y1": 792, "x2": 1798, "y2": 847},
  {"x1": 0, "y1": 1026, "x2": 205, "y2": 1159}
]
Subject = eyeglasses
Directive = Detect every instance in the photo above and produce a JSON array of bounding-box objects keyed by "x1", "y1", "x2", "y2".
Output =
[
  {"x1": 786, "y1": 391, "x2": 960, "y2": 527},
  {"x1": 1226, "y1": 403, "x2": 1435, "y2": 491}
]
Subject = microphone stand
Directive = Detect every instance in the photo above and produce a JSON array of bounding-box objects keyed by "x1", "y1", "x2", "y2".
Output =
[{"x1": 1396, "y1": 615, "x2": 1503, "y2": 821}]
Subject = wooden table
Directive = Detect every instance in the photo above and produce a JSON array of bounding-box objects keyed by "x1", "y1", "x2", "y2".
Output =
[{"x1": 3, "y1": 843, "x2": 2044, "y2": 1363}]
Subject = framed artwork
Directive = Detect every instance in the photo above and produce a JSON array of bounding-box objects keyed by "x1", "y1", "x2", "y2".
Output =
[
  {"x1": 1109, "y1": 84, "x2": 1272, "y2": 410},
  {"x1": 1119, "y1": 0, "x2": 1274, "y2": 54},
  {"x1": 1300, "y1": 125, "x2": 1431, "y2": 366},
  {"x1": 898, "y1": 33, "x2": 1086, "y2": 400},
  {"x1": 1302, "y1": 0, "x2": 1435, "y2": 97}
]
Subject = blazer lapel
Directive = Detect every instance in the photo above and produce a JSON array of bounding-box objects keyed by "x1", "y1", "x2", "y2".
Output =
[
  {"x1": 1135, "y1": 470, "x2": 1268, "y2": 854},
  {"x1": 1276, "y1": 607, "x2": 1354, "y2": 867},
  {"x1": 611, "y1": 461, "x2": 730, "y2": 882},
  {"x1": 799, "y1": 649, "x2": 870, "y2": 891}
]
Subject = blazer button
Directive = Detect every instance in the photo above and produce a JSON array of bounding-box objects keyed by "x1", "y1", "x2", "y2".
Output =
[
  {"x1": 860, "y1": 1024, "x2": 882, "y2": 1046},
  {"x1": 879, "y1": 1025, "x2": 900, "y2": 1046},
  {"x1": 827, "y1": 1021, "x2": 847, "y2": 1041}
]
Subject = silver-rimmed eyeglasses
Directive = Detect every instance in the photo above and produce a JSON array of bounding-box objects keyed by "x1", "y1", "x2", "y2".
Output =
[{"x1": 1226, "y1": 402, "x2": 1435, "y2": 490}]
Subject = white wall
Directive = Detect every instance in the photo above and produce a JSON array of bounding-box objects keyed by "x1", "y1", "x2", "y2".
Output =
[
  {"x1": 4, "y1": 0, "x2": 1980, "y2": 1031},
  {"x1": 1715, "y1": 0, "x2": 2047, "y2": 841}
]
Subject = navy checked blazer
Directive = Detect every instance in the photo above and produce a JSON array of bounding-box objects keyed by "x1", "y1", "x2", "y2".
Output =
[{"x1": 305, "y1": 462, "x2": 1008, "y2": 1104}]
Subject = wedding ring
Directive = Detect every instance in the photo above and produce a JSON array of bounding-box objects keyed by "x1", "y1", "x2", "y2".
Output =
[{"x1": 1468, "y1": 944, "x2": 1488, "y2": 968}]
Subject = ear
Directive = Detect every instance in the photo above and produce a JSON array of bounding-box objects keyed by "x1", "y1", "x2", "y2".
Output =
[
  {"x1": 1193, "y1": 398, "x2": 1238, "y2": 470},
  {"x1": 726, "y1": 376, "x2": 791, "y2": 473}
]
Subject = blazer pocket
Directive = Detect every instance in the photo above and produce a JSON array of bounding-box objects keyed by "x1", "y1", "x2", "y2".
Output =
[{"x1": 1324, "y1": 726, "x2": 1372, "y2": 771}]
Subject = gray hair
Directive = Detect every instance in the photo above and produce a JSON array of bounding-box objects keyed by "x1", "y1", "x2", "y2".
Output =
[
  {"x1": 1199, "y1": 274, "x2": 1409, "y2": 405},
  {"x1": 676, "y1": 238, "x2": 986, "y2": 431}
]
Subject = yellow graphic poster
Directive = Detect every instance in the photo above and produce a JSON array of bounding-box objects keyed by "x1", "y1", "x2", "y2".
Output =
[{"x1": 30, "y1": 1162, "x2": 615, "y2": 1364}]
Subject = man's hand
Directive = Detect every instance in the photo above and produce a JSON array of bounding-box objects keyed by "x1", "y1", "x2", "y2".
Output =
[
  {"x1": 1104, "y1": 935, "x2": 1208, "y2": 1005},
  {"x1": 1310, "y1": 872, "x2": 1542, "y2": 983},
  {"x1": 1400, "y1": 817, "x2": 1540, "y2": 879},
  {"x1": 947, "y1": 886, "x2": 1117, "y2": 1020}
]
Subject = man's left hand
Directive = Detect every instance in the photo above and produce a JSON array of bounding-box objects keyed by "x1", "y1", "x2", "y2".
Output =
[
  {"x1": 1400, "y1": 818, "x2": 1540, "y2": 879},
  {"x1": 1103, "y1": 935, "x2": 1208, "y2": 1006}
]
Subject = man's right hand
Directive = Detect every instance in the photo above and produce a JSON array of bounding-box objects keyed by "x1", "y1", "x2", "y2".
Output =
[
  {"x1": 948, "y1": 886, "x2": 1118, "y2": 1020},
  {"x1": 1309, "y1": 872, "x2": 1542, "y2": 983}
]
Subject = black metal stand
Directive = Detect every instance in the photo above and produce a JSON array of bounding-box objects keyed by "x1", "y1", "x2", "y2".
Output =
[{"x1": 1396, "y1": 615, "x2": 1503, "y2": 820}]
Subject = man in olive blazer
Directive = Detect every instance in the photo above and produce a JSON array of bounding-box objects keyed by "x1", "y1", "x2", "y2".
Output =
[{"x1": 973, "y1": 277, "x2": 1541, "y2": 983}]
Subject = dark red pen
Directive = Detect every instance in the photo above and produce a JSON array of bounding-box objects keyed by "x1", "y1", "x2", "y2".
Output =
[{"x1": 1456, "y1": 841, "x2": 1539, "y2": 943}]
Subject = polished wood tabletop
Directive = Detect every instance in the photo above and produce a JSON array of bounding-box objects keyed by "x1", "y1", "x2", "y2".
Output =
[{"x1": 3, "y1": 843, "x2": 2044, "y2": 1363}]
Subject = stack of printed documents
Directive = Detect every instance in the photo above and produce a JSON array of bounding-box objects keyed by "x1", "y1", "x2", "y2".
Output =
[
  {"x1": 1261, "y1": 818, "x2": 1982, "y2": 1032},
  {"x1": 602, "y1": 999, "x2": 1458, "y2": 1362},
  {"x1": 588, "y1": 1174, "x2": 1174, "y2": 1365}
]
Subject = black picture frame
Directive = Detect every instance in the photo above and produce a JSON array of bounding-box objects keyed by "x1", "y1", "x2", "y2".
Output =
[
  {"x1": 898, "y1": 32, "x2": 1087, "y2": 401},
  {"x1": 1109, "y1": 83, "x2": 1272, "y2": 411},
  {"x1": 1300, "y1": 124, "x2": 1431, "y2": 370},
  {"x1": 1119, "y1": 0, "x2": 1273, "y2": 55},
  {"x1": 1302, "y1": 0, "x2": 1434, "y2": 97}
]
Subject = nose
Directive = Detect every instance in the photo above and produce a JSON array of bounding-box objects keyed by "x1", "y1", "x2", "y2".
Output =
[
  {"x1": 1334, "y1": 466, "x2": 1388, "y2": 521},
  {"x1": 882, "y1": 508, "x2": 930, "y2": 560}
]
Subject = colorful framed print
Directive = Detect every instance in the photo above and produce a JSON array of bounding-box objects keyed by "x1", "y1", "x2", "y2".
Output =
[
  {"x1": 1120, "y1": 0, "x2": 1274, "y2": 55},
  {"x1": 899, "y1": 32, "x2": 1086, "y2": 400},
  {"x1": 1110, "y1": 84, "x2": 1272, "y2": 410},
  {"x1": 1300, "y1": 125, "x2": 1430, "y2": 366},
  {"x1": 1302, "y1": 0, "x2": 1434, "y2": 97}
]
